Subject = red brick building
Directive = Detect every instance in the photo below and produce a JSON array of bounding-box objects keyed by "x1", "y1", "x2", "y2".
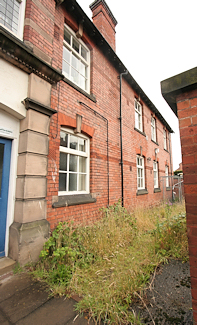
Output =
[
  {"x1": 161, "y1": 67, "x2": 197, "y2": 324},
  {"x1": 0, "y1": 0, "x2": 173, "y2": 263}
]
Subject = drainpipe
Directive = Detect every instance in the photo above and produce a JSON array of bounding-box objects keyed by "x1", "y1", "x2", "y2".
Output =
[
  {"x1": 168, "y1": 133, "x2": 173, "y2": 201},
  {"x1": 119, "y1": 70, "x2": 128, "y2": 207}
]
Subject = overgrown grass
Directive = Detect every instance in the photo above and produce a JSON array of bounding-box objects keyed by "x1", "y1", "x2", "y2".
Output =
[{"x1": 32, "y1": 201, "x2": 187, "y2": 324}]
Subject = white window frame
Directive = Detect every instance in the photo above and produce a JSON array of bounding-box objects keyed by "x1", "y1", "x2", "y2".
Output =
[
  {"x1": 135, "y1": 99, "x2": 143, "y2": 132},
  {"x1": 59, "y1": 128, "x2": 90, "y2": 196},
  {"x1": 165, "y1": 165, "x2": 169, "y2": 188},
  {"x1": 164, "y1": 129, "x2": 167, "y2": 150},
  {"x1": 0, "y1": 0, "x2": 26, "y2": 40},
  {"x1": 62, "y1": 24, "x2": 90, "y2": 93},
  {"x1": 151, "y1": 116, "x2": 156, "y2": 142},
  {"x1": 153, "y1": 161, "x2": 159, "y2": 188},
  {"x1": 137, "y1": 155, "x2": 145, "y2": 190}
]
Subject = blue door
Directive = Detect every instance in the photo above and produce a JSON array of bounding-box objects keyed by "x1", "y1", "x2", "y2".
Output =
[{"x1": 0, "y1": 138, "x2": 12, "y2": 257}]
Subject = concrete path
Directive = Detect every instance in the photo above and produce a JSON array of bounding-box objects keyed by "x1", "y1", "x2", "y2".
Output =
[{"x1": 0, "y1": 272, "x2": 96, "y2": 325}]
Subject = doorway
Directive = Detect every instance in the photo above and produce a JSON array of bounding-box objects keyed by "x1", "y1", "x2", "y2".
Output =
[{"x1": 0, "y1": 137, "x2": 12, "y2": 257}]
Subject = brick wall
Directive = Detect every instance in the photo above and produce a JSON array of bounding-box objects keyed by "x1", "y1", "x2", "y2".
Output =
[
  {"x1": 23, "y1": 0, "x2": 173, "y2": 230},
  {"x1": 177, "y1": 89, "x2": 197, "y2": 324}
]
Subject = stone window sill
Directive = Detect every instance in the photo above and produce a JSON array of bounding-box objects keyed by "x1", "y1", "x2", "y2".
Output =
[
  {"x1": 151, "y1": 139, "x2": 159, "y2": 146},
  {"x1": 52, "y1": 194, "x2": 96, "y2": 208},
  {"x1": 166, "y1": 187, "x2": 171, "y2": 191},
  {"x1": 154, "y1": 188, "x2": 161, "y2": 193},
  {"x1": 137, "y1": 189, "x2": 148, "y2": 196},
  {"x1": 134, "y1": 127, "x2": 146, "y2": 137},
  {"x1": 63, "y1": 77, "x2": 96, "y2": 103}
]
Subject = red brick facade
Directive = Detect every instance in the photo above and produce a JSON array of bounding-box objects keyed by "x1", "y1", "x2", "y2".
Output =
[
  {"x1": 161, "y1": 67, "x2": 197, "y2": 324},
  {"x1": 177, "y1": 90, "x2": 197, "y2": 324},
  {"x1": 22, "y1": 0, "x2": 173, "y2": 229}
]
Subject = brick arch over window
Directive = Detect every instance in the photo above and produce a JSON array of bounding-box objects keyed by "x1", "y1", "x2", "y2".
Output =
[{"x1": 58, "y1": 112, "x2": 95, "y2": 138}]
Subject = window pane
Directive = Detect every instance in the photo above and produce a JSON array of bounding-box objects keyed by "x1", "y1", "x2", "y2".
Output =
[
  {"x1": 71, "y1": 53, "x2": 79, "y2": 70},
  {"x1": 70, "y1": 135, "x2": 78, "y2": 150},
  {"x1": 59, "y1": 173, "x2": 67, "y2": 191},
  {"x1": 79, "y1": 157, "x2": 86, "y2": 172},
  {"x1": 80, "y1": 61, "x2": 86, "y2": 76},
  {"x1": 81, "y1": 46, "x2": 87, "y2": 60},
  {"x1": 79, "y1": 138, "x2": 85, "y2": 152},
  {"x1": 79, "y1": 174, "x2": 86, "y2": 191},
  {"x1": 69, "y1": 173, "x2": 77, "y2": 191},
  {"x1": 60, "y1": 131, "x2": 68, "y2": 147},
  {"x1": 63, "y1": 46, "x2": 70, "y2": 63},
  {"x1": 71, "y1": 67, "x2": 79, "y2": 84},
  {"x1": 60, "y1": 152, "x2": 67, "y2": 171},
  {"x1": 62, "y1": 61, "x2": 69, "y2": 77},
  {"x1": 64, "y1": 29, "x2": 70, "y2": 44},
  {"x1": 69, "y1": 154, "x2": 77, "y2": 172},
  {"x1": 73, "y1": 38, "x2": 79, "y2": 53},
  {"x1": 79, "y1": 75, "x2": 85, "y2": 90}
]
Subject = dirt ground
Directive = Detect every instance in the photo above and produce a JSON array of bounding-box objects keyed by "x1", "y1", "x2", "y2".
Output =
[{"x1": 131, "y1": 260, "x2": 193, "y2": 325}]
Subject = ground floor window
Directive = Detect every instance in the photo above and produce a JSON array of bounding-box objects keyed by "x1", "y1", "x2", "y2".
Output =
[
  {"x1": 165, "y1": 165, "x2": 169, "y2": 187},
  {"x1": 137, "y1": 155, "x2": 145, "y2": 189},
  {"x1": 59, "y1": 129, "x2": 90, "y2": 195},
  {"x1": 153, "y1": 161, "x2": 159, "y2": 188}
]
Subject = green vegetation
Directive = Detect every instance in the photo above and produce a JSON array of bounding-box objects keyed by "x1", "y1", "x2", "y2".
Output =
[{"x1": 32, "y1": 201, "x2": 188, "y2": 324}]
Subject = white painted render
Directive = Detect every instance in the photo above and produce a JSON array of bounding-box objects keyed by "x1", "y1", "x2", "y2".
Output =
[
  {"x1": 0, "y1": 59, "x2": 28, "y2": 119},
  {"x1": 0, "y1": 58, "x2": 28, "y2": 256}
]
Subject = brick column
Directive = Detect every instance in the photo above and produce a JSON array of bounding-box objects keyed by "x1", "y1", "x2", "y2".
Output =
[{"x1": 161, "y1": 67, "x2": 197, "y2": 324}]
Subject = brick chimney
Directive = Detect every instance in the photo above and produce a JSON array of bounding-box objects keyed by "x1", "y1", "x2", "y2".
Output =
[{"x1": 90, "y1": 0, "x2": 117, "y2": 52}]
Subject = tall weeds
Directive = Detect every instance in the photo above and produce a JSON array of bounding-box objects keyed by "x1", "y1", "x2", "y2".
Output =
[{"x1": 32, "y1": 200, "x2": 187, "y2": 324}]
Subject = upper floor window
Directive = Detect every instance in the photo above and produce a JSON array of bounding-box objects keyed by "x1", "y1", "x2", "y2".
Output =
[
  {"x1": 135, "y1": 99, "x2": 143, "y2": 132},
  {"x1": 163, "y1": 129, "x2": 167, "y2": 150},
  {"x1": 59, "y1": 129, "x2": 90, "y2": 195},
  {"x1": 153, "y1": 161, "x2": 158, "y2": 188},
  {"x1": 137, "y1": 155, "x2": 145, "y2": 190},
  {"x1": 151, "y1": 116, "x2": 156, "y2": 142},
  {"x1": 62, "y1": 25, "x2": 90, "y2": 92},
  {"x1": 0, "y1": 0, "x2": 26, "y2": 39}
]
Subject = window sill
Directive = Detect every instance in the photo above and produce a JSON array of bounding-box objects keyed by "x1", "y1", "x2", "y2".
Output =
[
  {"x1": 63, "y1": 77, "x2": 96, "y2": 103},
  {"x1": 154, "y1": 188, "x2": 161, "y2": 193},
  {"x1": 52, "y1": 194, "x2": 96, "y2": 208},
  {"x1": 137, "y1": 189, "x2": 148, "y2": 196},
  {"x1": 134, "y1": 127, "x2": 146, "y2": 137},
  {"x1": 151, "y1": 139, "x2": 159, "y2": 146},
  {"x1": 166, "y1": 187, "x2": 171, "y2": 191},
  {"x1": 164, "y1": 148, "x2": 169, "y2": 153}
]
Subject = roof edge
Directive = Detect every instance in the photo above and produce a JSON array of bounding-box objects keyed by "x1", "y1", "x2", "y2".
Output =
[{"x1": 161, "y1": 67, "x2": 197, "y2": 116}]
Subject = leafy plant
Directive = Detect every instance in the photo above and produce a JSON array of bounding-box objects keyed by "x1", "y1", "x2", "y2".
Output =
[{"x1": 32, "y1": 200, "x2": 187, "y2": 324}]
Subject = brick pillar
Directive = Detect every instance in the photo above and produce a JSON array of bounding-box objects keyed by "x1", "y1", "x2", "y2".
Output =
[
  {"x1": 177, "y1": 90, "x2": 197, "y2": 323},
  {"x1": 161, "y1": 67, "x2": 197, "y2": 324}
]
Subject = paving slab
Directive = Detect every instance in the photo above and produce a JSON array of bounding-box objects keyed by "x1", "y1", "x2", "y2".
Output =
[
  {"x1": 0, "y1": 277, "x2": 50, "y2": 323},
  {"x1": 0, "y1": 273, "x2": 33, "y2": 302},
  {"x1": 0, "y1": 272, "x2": 99, "y2": 325}
]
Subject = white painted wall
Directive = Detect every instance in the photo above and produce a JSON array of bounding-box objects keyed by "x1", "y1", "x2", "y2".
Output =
[
  {"x1": 0, "y1": 59, "x2": 28, "y2": 119},
  {"x1": 0, "y1": 58, "x2": 28, "y2": 256}
]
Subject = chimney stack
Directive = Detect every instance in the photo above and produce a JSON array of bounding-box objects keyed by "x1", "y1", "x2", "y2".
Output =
[{"x1": 90, "y1": 0, "x2": 117, "y2": 52}]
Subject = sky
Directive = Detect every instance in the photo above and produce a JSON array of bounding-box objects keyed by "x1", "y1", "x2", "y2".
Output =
[{"x1": 78, "y1": 0, "x2": 197, "y2": 170}]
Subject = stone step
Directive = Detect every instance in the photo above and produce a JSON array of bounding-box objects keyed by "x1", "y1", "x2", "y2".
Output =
[{"x1": 0, "y1": 257, "x2": 16, "y2": 277}]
